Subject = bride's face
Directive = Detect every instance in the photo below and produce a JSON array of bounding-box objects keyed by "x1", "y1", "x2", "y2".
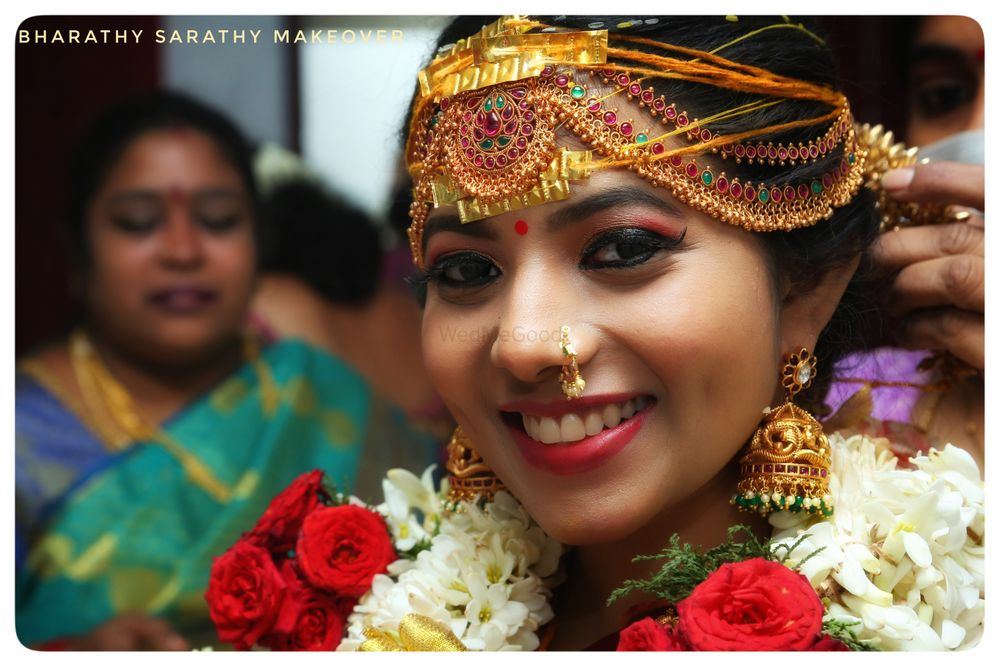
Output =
[{"x1": 420, "y1": 169, "x2": 783, "y2": 545}]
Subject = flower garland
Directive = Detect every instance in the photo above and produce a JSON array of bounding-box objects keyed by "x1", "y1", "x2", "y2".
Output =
[{"x1": 205, "y1": 433, "x2": 984, "y2": 651}]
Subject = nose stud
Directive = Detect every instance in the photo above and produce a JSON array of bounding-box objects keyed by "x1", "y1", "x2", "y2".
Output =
[{"x1": 559, "y1": 325, "x2": 586, "y2": 399}]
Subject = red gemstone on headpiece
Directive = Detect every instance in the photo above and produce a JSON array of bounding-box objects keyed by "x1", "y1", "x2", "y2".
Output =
[
  {"x1": 620, "y1": 122, "x2": 633, "y2": 136},
  {"x1": 744, "y1": 185, "x2": 756, "y2": 201},
  {"x1": 653, "y1": 98, "x2": 666, "y2": 111},
  {"x1": 516, "y1": 137, "x2": 527, "y2": 149},
  {"x1": 730, "y1": 182, "x2": 743, "y2": 198},
  {"x1": 603, "y1": 111, "x2": 617, "y2": 125},
  {"x1": 503, "y1": 119, "x2": 517, "y2": 134},
  {"x1": 797, "y1": 184, "x2": 809, "y2": 199},
  {"x1": 496, "y1": 155, "x2": 507, "y2": 167},
  {"x1": 641, "y1": 90, "x2": 654, "y2": 103},
  {"x1": 819, "y1": 142, "x2": 827, "y2": 155},
  {"x1": 473, "y1": 154, "x2": 484, "y2": 167},
  {"x1": 685, "y1": 162, "x2": 698, "y2": 178},
  {"x1": 821, "y1": 469, "x2": 828, "y2": 478},
  {"x1": 602, "y1": 68, "x2": 616, "y2": 77},
  {"x1": 483, "y1": 111, "x2": 501, "y2": 137},
  {"x1": 461, "y1": 137, "x2": 470, "y2": 148},
  {"x1": 778, "y1": 148, "x2": 788, "y2": 160},
  {"x1": 756, "y1": 144, "x2": 766, "y2": 157},
  {"x1": 768, "y1": 146, "x2": 778, "y2": 159},
  {"x1": 717, "y1": 177, "x2": 729, "y2": 193},
  {"x1": 463, "y1": 112, "x2": 472, "y2": 122},
  {"x1": 651, "y1": 142, "x2": 665, "y2": 155},
  {"x1": 522, "y1": 124, "x2": 533, "y2": 135},
  {"x1": 664, "y1": 105, "x2": 676, "y2": 119},
  {"x1": 788, "y1": 147, "x2": 799, "y2": 160},
  {"x1": 822, "y1": 173, "x2": 833, "y2": 188},
  {"x1": 523, "y1": 111, "x2": 534, "y2": 122},
  {"x1": 473, "y1": 128, "x2": 485, "y2": 141},
  {"x1": 508, "y1": 148, "x2": 519, "y2": 159},
  {"x1": 735, "y1": 145, "x2": 746, "y2": 158},
  {"x1": 746, "y1": 146, "x2": 757, "y2": 159},
  {"x1": 465, "y1": 148, "x2": 475, "y2": 159},
  {"x1": 541, "y1": 65, "x2": 554, "y2": 77},
  {"x1": 669, "y1": 156, "x2": 683, "y2": 167},
  {"x1": 629, "y1": 83, "x2": 641, "y2": 95},
  {"x1": 519, "y1": 100, "x2": 529, "y2": 109},
  {"x1": 587, "y1": 98, "x2": 601, "y2": 112},
  {"x1": 439, "y1": 97, "x2": 450, "y2": 110},
  {"x1": 764, "y1": 464, "x2": 773, "y2": 473},
  {"x1": 809, "y1": 145, "x2": 819, "y2": 158},
  {"x1": 775, "y1": 464, "x2": 786, "y2": 473},
  {"x1": 827, "y1": 137, "x2": 835, "y2": 150},
  {"x1": 811, "y1": 467, "x2": 819, "y2": 476},
  {"x1": 700, "y1": 129, "x2": 712, "y2": 142},
  {"x1": 783, "y1": 186, "x2": 795, "y2": 201},
  {"x1": 722, "y1": 143, "x2": 733, "y2": 153},
  {"x1": 555, "y1": 74, "x2": 569, "y2": 87},
  {"x1": 485, "y1": 157, "x2": 495, "y2": 169},
  {"x1": 501, "y1": 105, "x2": 514, "y2": 120},
  {"x1": 677, "y1": 113, "x2": 689, "y2": 127},
  {"x1": 511, "y1": 88, "x2": 526, "y2": 98},
  {"x1": 617, "y1": 73, "x2": 630, "y2": 86},
  {"x1": 770, "y1": 187, "x2": 782, "y2": 203}
]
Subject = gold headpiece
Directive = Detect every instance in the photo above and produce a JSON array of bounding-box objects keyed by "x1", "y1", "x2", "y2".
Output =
[{"x1": 405, "y1": 16, "x2": 906, "y2": 268}]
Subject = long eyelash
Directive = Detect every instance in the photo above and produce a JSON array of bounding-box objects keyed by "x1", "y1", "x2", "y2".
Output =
[
  {"x1": 581, "y1": 226, "x2": 687, "y2": 267},
  {"x1": 404, "y1": 269, "x2": 434, "y2": 288}
]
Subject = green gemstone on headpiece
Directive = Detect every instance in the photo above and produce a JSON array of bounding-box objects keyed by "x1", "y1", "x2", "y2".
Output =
[
  {"x1": 848, "y1": 152, "x2": 856, "y2": 164},
  {"x1": 758, "y1": 189, "x2": 769, "y2": 203},
  {"x1": 497, "y1": 135, "x2": 511, "y2": 147},
  {"x1": 702, "y1": 170, "x2": 714, "y2": 186},
  {"x1": 636, "y1": 133, "x2": 648, "y2": 144},
  {"x1": 496, "y1": 95, "x2": 505, "y2": 109},
  {"x1": 480, "y1": 139, "x2": 494, "y2": 150},
  {"x1": 570, "y1": 85, "x2": 585, "y2": 99},
  {"x1": 484, "y1": 98, "x2": 493, "y2": 112},
  {"x1": 811, "y1": 180, "x2": 822, "y2": 194}
]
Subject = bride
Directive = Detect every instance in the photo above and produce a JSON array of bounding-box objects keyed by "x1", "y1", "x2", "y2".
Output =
[{"x1": 210, "y1": 15, "x2": 985, "y2": 651}]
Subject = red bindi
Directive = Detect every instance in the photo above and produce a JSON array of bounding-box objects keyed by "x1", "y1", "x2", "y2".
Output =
[
  {"x1": 168, "y1": 185, "x2": 187, "y2": 204},
  {"x1": 514, "y1": 219, "x2": 529, "y2": 235}
]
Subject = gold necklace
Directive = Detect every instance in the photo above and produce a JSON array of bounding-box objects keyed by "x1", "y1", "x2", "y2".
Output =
[{"x1": 69, "y1": 329, "x2": 271, "y2": 504}]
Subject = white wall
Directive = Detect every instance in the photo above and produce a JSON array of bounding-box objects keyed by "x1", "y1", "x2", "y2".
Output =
[{"x1": 299, "y1": 16, "x2": 450, "y2": 218}]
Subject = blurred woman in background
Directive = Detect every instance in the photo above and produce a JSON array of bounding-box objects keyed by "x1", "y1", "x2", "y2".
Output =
[{"x1": 15, "y1": 91, "x2": 436, "y2": 649}]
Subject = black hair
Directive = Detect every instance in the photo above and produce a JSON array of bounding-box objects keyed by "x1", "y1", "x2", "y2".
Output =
[
  {"x1": 406, "y1": 16, "x2": 883, "y2": 413},
  {"x1": 66, "y1": 90, "x2": 259, "y2": 270},
  {"x1": 260, "y1": 179, "x2": 382, "y2": 306}
]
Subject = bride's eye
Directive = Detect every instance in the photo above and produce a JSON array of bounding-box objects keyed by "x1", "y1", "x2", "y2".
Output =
[
  {"x1": 581, "y1": 227, "x2": 685, "y2": 269},
  {"x1": 427, "y1": 251, "x2": 501, "y2": 288}
]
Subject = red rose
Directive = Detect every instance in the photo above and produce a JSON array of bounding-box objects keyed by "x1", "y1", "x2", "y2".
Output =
[
  {"x1": 617, "y1": 617, "x2": 687, "y2": 651},
  {"x1": 677, "y1": 558, "x2": 824, "y2": 651},
  {"x1": 810, "y1": 635, "x2": 850, "y2": 651},
  {"x1": 296, "y1": 504, "x2": 396, "y2": 597},
  {"x1": 248, "y1": 470, "x2": 326, "y2": 554},
  {"x1": 279, "y1": 590, "x2": 350, "y2": 651},
  {"x1": 206, "y1": 540, "x2": 289, "y2": 650}
]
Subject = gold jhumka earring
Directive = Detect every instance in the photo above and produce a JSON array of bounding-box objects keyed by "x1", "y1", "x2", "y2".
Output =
[
  {"x1": 733, "y1": 347, "x2": 833, "y2": 516},
  {"x1": 445, "y1": 425, "x2": 505, "y2": 506},
  {"x1": 559, "y1": 325, "x2": 586, "y2": 399}
]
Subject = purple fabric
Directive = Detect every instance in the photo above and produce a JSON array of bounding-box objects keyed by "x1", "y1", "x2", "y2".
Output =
[{"x1": 825, "y1": 347, "x2": 933, "y2": 422}]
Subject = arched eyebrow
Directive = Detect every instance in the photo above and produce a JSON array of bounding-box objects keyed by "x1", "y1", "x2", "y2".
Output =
[{"x1": 421, "y1": 185, "x2": 683, "y2": 255}]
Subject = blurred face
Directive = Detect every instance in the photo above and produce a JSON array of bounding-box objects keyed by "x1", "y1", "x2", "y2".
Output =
[
  {"x1": 420, "y1": 169, "x2": 783, "y2": 545},
  {"x1": 907, "y1": 16, "x2": 985, "y2": 146},
  {"x1": 84, "y1": 128, "x2": 256, "y2": 365}
]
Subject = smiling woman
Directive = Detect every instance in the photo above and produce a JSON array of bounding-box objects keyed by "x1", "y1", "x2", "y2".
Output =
[
  {"x1": 14, "y1": 92, "x2": 436, "y2": 649},
  {"x1": 330, "y1": 15, "x2": 983, "y2": 651}
]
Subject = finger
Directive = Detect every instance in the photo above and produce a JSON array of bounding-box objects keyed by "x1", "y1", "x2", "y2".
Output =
[
  {"x1": 129, "y1": 616, "x2": 189, "y2": 651},
  {"x1": 882, "y1": 162, "x2": 984, "y2": 210},
  {"x1": 885, "y1": 255, "x2": 985, "y2": 317},
  {"x1": 896, "y1": 308, "x2": 984, "y2": 370},
  {"x1": 870, "y1": 222, "x2": 984, "y2": 272}
]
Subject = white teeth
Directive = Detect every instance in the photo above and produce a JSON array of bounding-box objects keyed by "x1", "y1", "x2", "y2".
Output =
[
  {"x1": 559, "y1": 413, "x2": 587, "y2": 442},
  {"x1": 539, "y1": 417, "x2": 561, "y2": 444},
  {"x1": 602, "y1": 403, "x2": 622, "y2": 429},
  {"x1": 519, "y1": 396, "x2": 652, "y2": 445},
  {"x1": 584, "y1": 412, "x2": 605, "y2": 436}
]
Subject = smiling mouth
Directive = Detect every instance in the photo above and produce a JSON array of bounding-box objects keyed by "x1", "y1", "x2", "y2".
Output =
[{"x1": 501, "y1": 395, "x2": 655, "y2": 445}]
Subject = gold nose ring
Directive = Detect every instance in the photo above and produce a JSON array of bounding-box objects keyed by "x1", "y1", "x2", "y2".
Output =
[{"x1": 559, "y1": 325, "x2": 586, "y2": 399}]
